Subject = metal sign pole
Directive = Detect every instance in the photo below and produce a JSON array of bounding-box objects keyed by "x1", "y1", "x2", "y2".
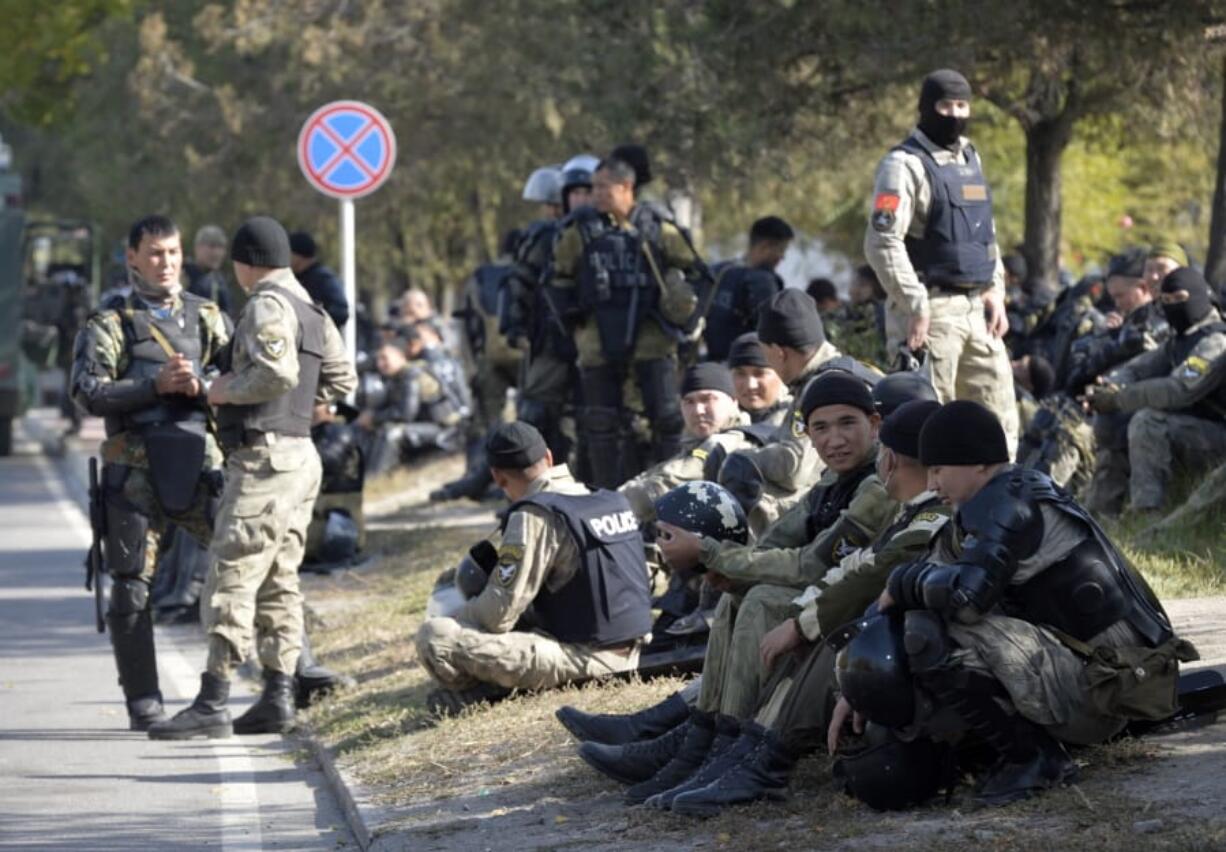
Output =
[{"x1": 339, "y1": 198, "x2": 357, "y2": 369}]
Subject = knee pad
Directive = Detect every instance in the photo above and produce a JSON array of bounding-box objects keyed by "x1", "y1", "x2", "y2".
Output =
[
  {"x1": 109, "y1": 577, "x2": 151, "y2": 617},
  {"x1": 104, "y1": 502, "x2": 150, "y2": 580}
]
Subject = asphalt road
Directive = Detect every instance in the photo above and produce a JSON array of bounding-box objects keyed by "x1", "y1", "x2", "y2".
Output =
[{"x1": 0, "y1": 426, "x2": 352, "y2": 850}]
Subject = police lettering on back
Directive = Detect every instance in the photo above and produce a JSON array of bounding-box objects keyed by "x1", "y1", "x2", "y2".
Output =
[{"x1": 587, "y1": 509, "x2": 639, "y2": 539}]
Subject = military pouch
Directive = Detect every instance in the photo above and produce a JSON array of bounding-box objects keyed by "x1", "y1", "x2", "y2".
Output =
[
  {"x1": 1068, "y1": 634, "x2": 1199, "y2": 721},
  {"x1": 142, "y1": 422, "x2": 207, "y2": 515}
]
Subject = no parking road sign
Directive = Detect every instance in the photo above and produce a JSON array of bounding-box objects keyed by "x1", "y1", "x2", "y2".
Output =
[{"x1": 297, "y1": 100, "x2": 396, "y2": 200}]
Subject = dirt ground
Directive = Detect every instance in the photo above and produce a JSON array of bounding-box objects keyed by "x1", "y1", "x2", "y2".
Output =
[{"x1": 297, "y1": 468, "x2": 1226, "y2": 852}]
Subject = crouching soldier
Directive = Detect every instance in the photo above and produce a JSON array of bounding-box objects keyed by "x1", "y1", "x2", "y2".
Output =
[
  {"x1": 416, "y1": 422, "x2": 654, "y2": 714},
  {"x1": 832, "y1": 401, "x2": 1196, "y2": 809}
]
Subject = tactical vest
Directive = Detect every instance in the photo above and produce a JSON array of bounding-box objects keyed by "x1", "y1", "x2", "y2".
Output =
[
  {"x1": 216, "y1": 285, "x2": 326, "y2": 442},
  {"x1": 113, "y1": 295, "x2": 210, "y2": 435},
  {"x1": 897, "y1": 136, "x2": 997, "y2": 289},
  {"x1": 965, "y1": 468, "x2": 1173, "y2": 646},
  {"x1": 704, "y1": 262, "x2": 783, "y2": 361},
  {"x1": 804, "y1": 458, "x2": 877, "y2": 540},
  {"x1": 507, "y1": 488, "x2": 653, "y2": 647},
  {"x1": 421, "y1": 349, "x2": 471, "y2": 422},
  {"x1": 576, "y1": 206, "x2": 666, "y2": 362},
  {"x1": 1165, "y1": 320, "x2": 1226, "y2": 420}
]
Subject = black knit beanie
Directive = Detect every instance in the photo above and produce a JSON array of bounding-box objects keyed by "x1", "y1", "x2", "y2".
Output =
[
  {"x1": 879, "y1": 400, "x2": 941, "y2": 460},
  {"x1": 918, "y1": 400, "x2": 1009, "y2": 466},
  {"x1": 758, "y1": 289, "x2": 826, "y2": 349},
  {"x1": 231, "y1": 216, "x2": 291, "y2": 268},
  {"x1": 727, "y1": 332, "x2": 769, "y2": 369},
  {"x1": 681, "y1": 362, "x2": 736, "y2": 398},
  {"x1": 800, "y1": 371, "x2": 876, "y2": 422},
  {"x1": 486, "y1": 422, "x2": 548, "y2": 470}
]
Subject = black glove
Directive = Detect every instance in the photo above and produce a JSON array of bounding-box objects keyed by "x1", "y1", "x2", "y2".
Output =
[{"x1": 456, "y1": 540, "x2": 499, "y2": 599}]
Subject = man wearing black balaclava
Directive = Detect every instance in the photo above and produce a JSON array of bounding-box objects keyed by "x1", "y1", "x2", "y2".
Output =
[
  {"x1": 863, "y1": 68, "x2": 1018, "y2": 459},
  {"x1": 1087, "y1": 267, "x2": 1226, "y2": 513}
]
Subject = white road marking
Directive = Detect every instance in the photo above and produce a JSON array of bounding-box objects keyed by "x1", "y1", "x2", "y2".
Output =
[{"x1": 32, "y1": 451, "x2": 266, "y2": 852}]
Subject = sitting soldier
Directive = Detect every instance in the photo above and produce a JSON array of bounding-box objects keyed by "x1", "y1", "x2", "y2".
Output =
[
  {"x1": 416, "y1": 423, "x2": 653, "y2": 714},
  {"x1": 726, "y1": 333, "x2": 791, "y2": 427},
  {"x1": 573, "y1": 373, "x2": 897, "y2": 805},
  {"x1": 831, "y1": 401, "x2": 1195, "y2": 809},
  {"x1": 619, "y1": 363, "x2": 765, "y2": 526},
  {"x1": 1087, "y1": 268, "x2": 1226, "y2": 514},
  {"x1": 665, "y1": 400, "x2": 952, "y2": 816},
  {"x1": 718, "y1": 289, "x2": 878, "y2": 533},
  {"x1": 357, "y1": 329, "x2": 469, "y2": 474}
]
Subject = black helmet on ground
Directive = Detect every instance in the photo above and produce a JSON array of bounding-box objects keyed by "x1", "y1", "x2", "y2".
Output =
[{"x1": 873, "y1": 371, "x2": 938, "y2": 417}]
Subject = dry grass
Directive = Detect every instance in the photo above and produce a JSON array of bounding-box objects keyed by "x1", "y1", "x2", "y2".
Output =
[{"x1": 295, "y1": 469, "x2": 1226, "y2": 850}]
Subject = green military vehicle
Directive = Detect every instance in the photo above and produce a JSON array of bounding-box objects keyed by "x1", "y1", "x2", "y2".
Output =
[{"x1": 0, "y1": 135, "x2": 31, "y2": 456}]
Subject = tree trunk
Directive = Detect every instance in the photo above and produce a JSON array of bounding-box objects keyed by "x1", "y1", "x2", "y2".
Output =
[
  {"x1": 1205, "y1": 53, "x2": 1226, "y2": 289},
  {"x1": 1021, "y1": 115, "x2": 1074, "y2": 298}
]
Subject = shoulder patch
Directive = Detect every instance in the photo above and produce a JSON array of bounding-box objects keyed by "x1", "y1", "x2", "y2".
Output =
[
  {"x1": 873, "y1": 192, "x2": 900, "y2": 212},
  {"x1": 691, "y1": 447, "x2": 709, "y2": 461},
  {"x1": 1182, "y1": 355, "x2": 1210, "y2": 379},
  {"x1": 262, "y1": 337, "x2": 288, "y2": 359},
  {"x1": 495, "y1": 544, "x2": 524, "y2": 587}
]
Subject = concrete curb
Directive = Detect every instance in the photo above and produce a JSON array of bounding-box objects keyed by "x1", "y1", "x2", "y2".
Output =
[{"x1": 300, "y1": 727, "x2": 392, "y2": 851}]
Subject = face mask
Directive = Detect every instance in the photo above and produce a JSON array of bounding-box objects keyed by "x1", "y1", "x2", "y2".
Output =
[
  {"x1": 918, "y1": 110, "x2": 967, "y2": 149},
  {"x1": 1160, "y1": 269, "x2": 1212, "y2": 334}
]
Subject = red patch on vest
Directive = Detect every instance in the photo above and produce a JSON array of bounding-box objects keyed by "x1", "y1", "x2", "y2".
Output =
[{"x1": 873, "y1": 192, "x2": 901, "y2": 212}]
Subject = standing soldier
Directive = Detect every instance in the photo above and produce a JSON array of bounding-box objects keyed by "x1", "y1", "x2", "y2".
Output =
[
  {"x1": 703, "y1": 217, "x2": 793, "y2": 362},
  {"x1": 864, "y1": 68, "x2": 1018, "y2": 454},
  {"x1": 552, "y1": 147, "x2": 699, "y2": 488},
  {"x1": 184, "y1": 225, "x2": 237, "y2": 318},
  {"x1": 150, "y1": 216, "x2": 356, "y2": 739},
  {"x1": 72, "y1": 215, "x2": 232, "y2": 731}
]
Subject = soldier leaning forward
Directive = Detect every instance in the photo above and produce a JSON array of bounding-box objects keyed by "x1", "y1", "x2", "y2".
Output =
[
  {"x1": 416, "y1": 423, "x2": 654, "y2": 715},
  {"x1": 150, "y1": 217, "x2": 356, "y2": 740},
  {"x1": 1087, "y1": 268, "x2": 1226, "y2": 514},
  {"x1": 72, "y1": 215, "x2": 232, "y2": 731},
  {"x1": 834, "y1": 401, "x2": 1195, "y2": 810},
  {"x1": 552, "y1": 153, "x2": 699, "y2": 489}
]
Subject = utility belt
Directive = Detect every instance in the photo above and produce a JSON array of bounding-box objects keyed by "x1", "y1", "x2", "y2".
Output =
[
  {"x1": 924, "y1": 278, "x2": 989, "y2": 296},
  {"x1": 217, "y1": 426, "x2": 283, "y2": 452}
]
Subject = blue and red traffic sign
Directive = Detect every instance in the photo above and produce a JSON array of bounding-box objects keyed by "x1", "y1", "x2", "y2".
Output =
[{"x1": 297, "y1": 101, "x2": 396, "y2": 200}]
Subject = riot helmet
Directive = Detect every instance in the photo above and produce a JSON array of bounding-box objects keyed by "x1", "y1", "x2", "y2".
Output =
[
  {"x1": 563, "y1": 153, "x2": 600, "y2": 174},
  {"x1": 834, "y1": 724, "x2": 950, "y2": 810},
  {"x1": 522, "y1": 166, "x2": 563, "y2": 206},
  {"x1": 833, "y1": 613, "x2": 916, "y2": 728},
  {"x1": 873, "y1": 371, "x2": 938, "y2": 417},
  {"x1": 654, "y1": 481, "x2": 749, "y2": 545},
  {"x1": 317, "y1": 510, "x2": 360, "y2": 563}
]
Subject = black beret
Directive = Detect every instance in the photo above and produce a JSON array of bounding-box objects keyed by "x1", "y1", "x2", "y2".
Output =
[
  {"x1": 231, "y1": 216, "x2": 291, "y2": 268},
  {"x1": 757, "y1": 289, "x2": 825, "y2": 349},
  {"x1": 681, "y1": 362, "x2": 736, "y2": 398},
  {"x1": 879, "y1": 400, "x2": 941, "y2": 459},
  {"x1": 288, "y1": 230, "x2": 317, "y2": 258},
  {"x1": 800, "y1": 371, "x2": 875, "y2": 422},
  {"x1": 919, "y1": 401, "x2": 1009, "y2": 467},
  {"x1": 485, "y1": 422, "x2": 548, "y2": 470}
]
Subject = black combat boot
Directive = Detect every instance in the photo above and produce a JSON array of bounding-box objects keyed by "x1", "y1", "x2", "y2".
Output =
[
  {"x1": 233, "y1": 670, "x2": 297, "y2": 735},
  {"x1": 107, "y1": 609, "x2": 166, "y2": 731},
  {"x1": 577, "y1": 715, "x2": 695, "y2": 785},
  {"x1": 556, "y1": 692, "x2": 690, "y2": 745},
  {"x1": 927, "y1": 671, "x2": 1077, "y2": 806},
  {"x1": 671, "y1": 724, "x2": 797, "y2": 817},
  {"x1": 622, "y1": 710, "x2": 721, "y2": 805},
  {"x1": 645, "y1": 714, "x2": 746, "y2": 810},
  {"x1": 295, "y1": 633, "x2": 356, "y2": 709},
  {"x1": 425, "y1": 681, "x2": 511, "y2": 717},
  {"x1": 147, "y1": 673, "x2": 232, "y2": 740}
]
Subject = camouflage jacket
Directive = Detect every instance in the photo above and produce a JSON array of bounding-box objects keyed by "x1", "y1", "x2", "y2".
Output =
[{"x1": 71, "y1": 290, "x2": 231, "y2": 470}]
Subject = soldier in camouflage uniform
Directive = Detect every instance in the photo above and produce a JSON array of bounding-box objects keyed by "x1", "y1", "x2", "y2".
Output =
[
  {"x1": 551, "y1": 150, "x2": 699, "y2": 489},
  {"x1": 701, "y1": 217, "x2": 792, "y2": 362},
  {"x1": 151, "y1": 217, "x2": 356, "y2": 739},
  {"x1": 71, "y1": 215, "x2": 231, "y2": 731},
  {"x1": 1087, "y1": 268, "x2": 1226, "y2": 513},
  {"x1": 726, "y1": 333, "x2": 791, "y2": 427}
]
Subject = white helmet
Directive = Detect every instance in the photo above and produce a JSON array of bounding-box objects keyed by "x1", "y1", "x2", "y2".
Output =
[
  {"x1": 563, "y1": 154, "x2": 600, "y2": 174},
  {"x1": 522, "y1": 166, "x2": 563, "y2": 205}
]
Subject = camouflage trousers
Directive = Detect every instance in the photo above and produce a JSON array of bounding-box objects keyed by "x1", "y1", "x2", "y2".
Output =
[
  {"x1": 887, "y1": 292, "x2": 1019, "y2": 457},
  {"x1": 415, "y1": 616, "x2": 641, "y2": 692},
  {"x1": 105, "y1": 463, "x2": 216, "y2": 584},
  {"x1": 203, "y1": 436, "x2": 321, "y2": 678},
  {"x1": 697, "y1": 583, "x2": 797, "y2": 719},
  {"x1": 1126, "y1": 409, "x2": 1226, "y2": 511},
  {"x1": 753, "y1": 641, "x2": 839, "y2": 753},
  {"x1": 947, "y1": 614, "x2": 1127, "y2": 745}
]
